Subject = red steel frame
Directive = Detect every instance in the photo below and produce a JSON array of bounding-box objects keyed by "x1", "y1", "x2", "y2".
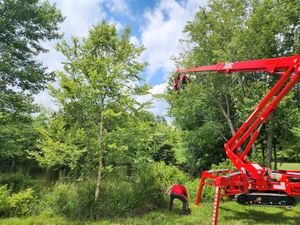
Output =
[{"x1": 177, "y1": 54, "x2": 300, "y2": 225}]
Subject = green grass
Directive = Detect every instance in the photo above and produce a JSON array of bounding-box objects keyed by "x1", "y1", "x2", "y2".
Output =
[
  {"x1": 1, "y1": 163, "x2": 299, "y2": 225},
  {"x1": 0, "y1": 214, "x2": 78, "y2": 225},
  {"x1": 2, "y1": 201, "x2": 299, "y2": 225},
  {"x1": 88, "y1": 201, "x2": 300, "y2": 225},
  {"x1": 275, "y1": 163, "x2": 300, "y2": 170}
]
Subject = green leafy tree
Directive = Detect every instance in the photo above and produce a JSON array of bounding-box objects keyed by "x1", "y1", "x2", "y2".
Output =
[
  {"x1": 33, "y1": 21, "x2": 146, "y2": 201},
  {"x1": 0, "y1": 0, "x2": 63, "y2": 169},
  {"x1": 168, "y1": 0, "x2": 249, "y2": 173},
  {"x1": 106, "y1": 112, "x2": 177, "y2": 170}
]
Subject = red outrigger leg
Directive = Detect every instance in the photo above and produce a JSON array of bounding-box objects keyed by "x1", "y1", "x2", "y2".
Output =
[{"x1": 212, "y1": 186, "x2": 221, "y2": 225}]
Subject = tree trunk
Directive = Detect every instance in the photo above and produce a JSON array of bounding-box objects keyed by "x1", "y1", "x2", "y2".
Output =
[
  {"x1": 250, "y1": 133, "x2": 257, "y2": 156},
  {"x1": 240, "y1": 76, "x2": 246, "y2": 104},
  {"x1": 217, "y1": 97, "x2": 236, "y2": 136},
  {"x1": 266, "y1": 121, "x2": 273, "y2": 168},
  {"x1": 261, "y1": 139, "x2": 265, "y2": 165},
  {"x1": 273, "y1": 142, "x2": 277, "y2": 171},
  {"x1": 95, "y1": 116, "x2": 104, "y2": 202}
]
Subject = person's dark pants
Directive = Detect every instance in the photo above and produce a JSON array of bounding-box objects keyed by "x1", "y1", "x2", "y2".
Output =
[{"x1": 169, "y1": 192, "x2": 188, "y2": 213}]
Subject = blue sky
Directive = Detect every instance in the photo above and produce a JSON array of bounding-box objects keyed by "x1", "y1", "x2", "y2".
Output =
[{"x1": 36, "y1": 0, "x2": 208, "y2": 119}]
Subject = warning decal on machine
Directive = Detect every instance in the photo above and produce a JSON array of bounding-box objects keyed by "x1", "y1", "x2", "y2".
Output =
[{"x1": 273, "y1": 182, "x2": 286, "y2": 190}]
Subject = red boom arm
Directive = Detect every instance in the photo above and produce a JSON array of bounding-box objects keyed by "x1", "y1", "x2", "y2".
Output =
[
  {"x1": 177, "y1": 54, "x2": 300, "y2": 225},
  {"x1": 177, "y1": 54, "x2": 300, "y2": 176}
]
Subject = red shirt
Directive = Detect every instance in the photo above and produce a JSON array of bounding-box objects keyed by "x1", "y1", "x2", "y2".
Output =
[
  {"x1": 171, "y1": 184, "x2": 188, "y2": 198},
  {"x1": 181, "y1": 74, "x2": 190, "y2": 82},
  {"x1": 173, "y1": 77, "x2": 180, "y2": 90}
]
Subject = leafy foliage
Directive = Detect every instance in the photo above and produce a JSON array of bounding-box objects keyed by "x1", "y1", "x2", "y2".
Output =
[
  {"x1": 37, "y1": 162, "x2": 183, "y2": 219},
  {"x1": 0, "y1": 0, "x2": 63, "y2": 171},
  {"x1": 0, "y1": 186, "x2": 36, "y2": 217},
  {"x1": 31, "y1": 22, "x2": 148, "y2": 179},
  {"x1": 0, "y1": 173, "x2": 40, "y2": 193}
]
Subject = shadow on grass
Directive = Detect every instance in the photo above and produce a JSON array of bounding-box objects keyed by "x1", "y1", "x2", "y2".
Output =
[{"x1": 220, "y1": 206, "x2": 300, "y2": 225}]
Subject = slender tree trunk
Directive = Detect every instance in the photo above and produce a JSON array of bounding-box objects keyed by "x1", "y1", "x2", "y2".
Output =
[
  {"x1": 95, "y1": 116, "x2": 104, "y2": 202},
  {"x1": 273, "y1": 142, "x2": 277, "y2": 170},
  {"x1": 216, "y1": 96, "x2": 248, "y2": 153},
  {"x1": 261, "y1": 139, "x2": 265, "y2": 165},
  {"x1": 217, "y1": 97, "x2": 236, "y2": 136},
  {"x1": 240, "y1": 76, "x2": 246, "y2": 104},
  {"x1": 250, "y1": 133, "x2": 257, "y2": 156},
  {"x1": 266, "y1": 121, "x2": 273, "y2": 168}
]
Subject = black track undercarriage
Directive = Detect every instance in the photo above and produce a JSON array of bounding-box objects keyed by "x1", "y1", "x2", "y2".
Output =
[{"x1": 236, "y1": 193, "x2": 296, "y2": 207}]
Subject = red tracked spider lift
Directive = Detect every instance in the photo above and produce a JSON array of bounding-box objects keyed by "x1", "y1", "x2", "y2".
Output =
[{"x1": 177, "y1": 54, "x2": 300, "y2": 225}]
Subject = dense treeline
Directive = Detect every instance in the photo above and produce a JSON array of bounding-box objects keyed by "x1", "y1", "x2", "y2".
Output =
[
  {"x1": 0, "y1": 0, "x2": 299, "y2": 221},
  {"x1": 0, "y1": 0, "x2": 64, "y2": 174}
]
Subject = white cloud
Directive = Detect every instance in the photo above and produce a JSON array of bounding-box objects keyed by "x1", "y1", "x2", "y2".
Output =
[
  {"x1": 108, "y1": 18, "x2": 125, "y2": 31},
  {"x1": 135, "y1": 83, "x2": 167, "y2": 104},
  {"x1": 135, "y1": 83, "x2": 170, "y2": 121},
  {"x1": 149, "y1": 82, "x2": 167, "y2": 95},
  {"x1": 37, "y1": 0, "x2": 108, "y2": 74},
  {"x1": 135, "y1": 93, "x2": 170, "y2": 122},
  {"x1": 148, "y1": 83, "x2": 170, "y2": 122},
  {"x1": 35, "y1": 90, "x2": 58, "y2": 110},
  {"x1": 140, "y1": 0, "x2": 207, "y2": 81},
  {"x1": 105, "y1": 0, "x2": 131, "y2": 17},
  {"x1": 35, "y1": 0, "x2": 107, "y2": 108},
  {"x1": 129, "y1": 35, "x2": 140, "y2": 46},
  {"x1": 52, "y1": 0, "x2": 106, "y2": 39}
]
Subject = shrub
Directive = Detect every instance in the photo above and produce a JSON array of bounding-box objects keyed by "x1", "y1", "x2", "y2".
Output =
[
  {"x1": 0, "y1": 185, "x2": 36, "y2": 217},
  {"x1": 38, "y1": 180, "x2": 134, "y2": 219},
  {"x1": 39, "y1": 183, "x2": 78, "y2": 219},
  {"x1": 211, "y1": 159, "x2": 235, "y2": 171},
  {"x1": 152, "y1": 163, "x2": 215, "y2": 203},
  {"x1": 38, "y1": 163, "x2": 185, "y2": 219},
  {"x1": 8, "y1": 188, "x2": 36, "y2": 216},
  {"x1": 98, "y1": 179, "x2": 135, "y2": 217},
  {"x1": 0, "y1": 173, "x2": 41, "y2": 193},
  {"x1": 131, "y1": 164, "x2": 166, "y2": 214},
  {"x1": 152, "y1": 162, "x2": 188, "y2": 190},
  {"x1": 38, "y1": 162, "x2": 206, "y2": 219},
  {"x1": 0, "y1": 186, "x2": 10, "y2": 216}
]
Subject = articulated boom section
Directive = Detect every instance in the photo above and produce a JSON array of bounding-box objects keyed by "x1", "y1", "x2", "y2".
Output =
[{"x1": 178, "y1": 54, "x2": 300, "y2": 225}]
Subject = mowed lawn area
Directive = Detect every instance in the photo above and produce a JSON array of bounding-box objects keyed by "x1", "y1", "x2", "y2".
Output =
[
  {"x1": 1, "y1": 163, "x2": 299, "y2": 225},
  {"x1": 275, "y1": 163, "x2": 300, "y2": 170},
  {"x1": 91, "y1": 201, "x2": 300, "y2": 225},
  {"x1": 2, "y1": 201, "x2": 299, "y2": 225}
]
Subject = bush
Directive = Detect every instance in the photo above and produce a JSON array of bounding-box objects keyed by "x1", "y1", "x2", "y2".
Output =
[
  {"x1": 98, "y1": 179, "x2": 135, "y2": 217},
  {"x1": 152, "y1": 162, "x2": 189, "y2": 190},
  {"x1": 38, "y1": 162, "x2": 188, "y2": 219},
  {"x1": 7, "y1": 188, "x2": 36, "y2": 216},
  {"x1": 0, "y1": 186, "x2": 10, "y2": 216},
  {"x1": 211, "y1": 159, "x2": 235, "y2": 171},
  {"x1": 0, "y1": 185, "x2": 36, "y2": 217},
  {"x1": 46, "y1": 184, "x2": 78, "y2": 218},
  {"x1": 0, "y1": 173, "x2": 41, "y2": 193},
  {"x1": 131, "y1": 164, "x2": 165, "y2": 214},
  {"x1": 39, "y1": 180, "x2": 132, "y2": 219},
  {"x1": 37, "y1": 162, "x2": 214, "y2": 219}
]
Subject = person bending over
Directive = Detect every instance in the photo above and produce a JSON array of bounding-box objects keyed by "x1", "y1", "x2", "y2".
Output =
[{"x1": 166, "y1": 184, "x2": 191, "y2": 214}]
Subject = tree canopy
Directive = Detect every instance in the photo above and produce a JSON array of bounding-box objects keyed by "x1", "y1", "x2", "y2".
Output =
[{"x1": 0, "y1": 0, "x2": 63, "y2": 168}]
